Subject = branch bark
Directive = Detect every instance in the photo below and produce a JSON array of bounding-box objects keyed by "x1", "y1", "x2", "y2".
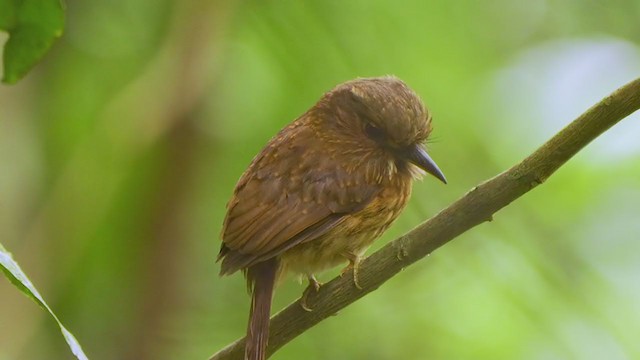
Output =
[{"x1": 210, "y1": 78, "x2": 640, "y2": 360}]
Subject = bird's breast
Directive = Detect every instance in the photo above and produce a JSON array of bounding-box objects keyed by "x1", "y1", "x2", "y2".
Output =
[{"x1": 279, "y1": 176, "x2": 412, "y2": 279}]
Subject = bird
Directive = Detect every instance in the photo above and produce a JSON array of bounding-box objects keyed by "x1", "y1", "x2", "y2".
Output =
[{"x1": 217, "y1": 76, "x2": 446, "y2": 360}]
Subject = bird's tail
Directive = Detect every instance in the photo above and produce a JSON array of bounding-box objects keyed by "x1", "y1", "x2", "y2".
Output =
[{"x1": 245, "y1": 258, "x2": 278, "y2": 360}]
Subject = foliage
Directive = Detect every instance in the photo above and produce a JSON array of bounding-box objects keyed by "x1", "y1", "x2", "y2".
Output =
[
  {"x1": 0, "y1": 243, "x2": 88, "y2": 359},
  {"x1": 0, "y1": 0, "x2": 64, "y2": 83},
  {"x1": 0, "y1": 1, "x2": 85, "y2": 357}
]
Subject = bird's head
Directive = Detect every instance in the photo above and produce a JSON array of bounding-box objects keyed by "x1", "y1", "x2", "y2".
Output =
[{"x1": 314, "y1": 76, "x2": 446, "y2": 184}]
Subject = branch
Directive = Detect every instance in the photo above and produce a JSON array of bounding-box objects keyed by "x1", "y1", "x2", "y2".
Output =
[{"x1": 210, "y1": 78, "x2": 640, "y2": 360}]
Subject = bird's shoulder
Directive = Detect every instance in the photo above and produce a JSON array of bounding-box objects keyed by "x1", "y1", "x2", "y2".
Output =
[{"x1": 231, "y1": 116, "x2": 376, "y2": 213}]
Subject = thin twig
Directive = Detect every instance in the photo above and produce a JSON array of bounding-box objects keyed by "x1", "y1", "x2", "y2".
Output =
[{"x1": 210, "y1": 78, "x2": 640, "y2": 360}]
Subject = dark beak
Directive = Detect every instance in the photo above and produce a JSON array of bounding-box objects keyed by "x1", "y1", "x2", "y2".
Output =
[{"x1": 407, "y1": 145, "x2": 447, "y2": 184}]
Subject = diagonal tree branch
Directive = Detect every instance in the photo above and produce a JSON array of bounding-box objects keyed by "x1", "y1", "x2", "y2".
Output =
[{"x1": 210, "y1": 78, "x2": 640, "y2": 360}]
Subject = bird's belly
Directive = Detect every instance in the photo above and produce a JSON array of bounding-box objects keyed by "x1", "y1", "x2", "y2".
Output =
[
  {"x1": 279, "y1": 183, "x2": 410, "y2": 278},
  {"x1": 279, "y1": 231, "x2": 373, "y2": 277}
]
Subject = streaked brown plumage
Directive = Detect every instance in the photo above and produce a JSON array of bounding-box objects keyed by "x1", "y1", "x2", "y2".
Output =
[{"x1": 218, "y1": 76, "x2": 446, "y2": 360}]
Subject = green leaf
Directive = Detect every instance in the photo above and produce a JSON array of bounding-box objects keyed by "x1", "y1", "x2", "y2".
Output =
[
  {"x1": 0, "y1": 0, "x2": 18, "y2": 30},
  {"x1": 1, "y1": 0, "x2": 65, "y2": 84},
  {"x1": 0, "y1": 242, "x2": 89, "y2": 360}
]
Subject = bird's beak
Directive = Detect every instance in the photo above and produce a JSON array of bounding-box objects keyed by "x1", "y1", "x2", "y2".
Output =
[{"x1": 407, "y1": 145, "x2": 447, "y2": 184}]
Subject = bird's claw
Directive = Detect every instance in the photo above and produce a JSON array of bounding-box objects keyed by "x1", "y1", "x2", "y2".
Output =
[
  {"x1": 300, "y1": 275, "x2": 322, "y2": 312},
  {"x1": 340, "y1": 255, "x2": 363, "y2": 290}
]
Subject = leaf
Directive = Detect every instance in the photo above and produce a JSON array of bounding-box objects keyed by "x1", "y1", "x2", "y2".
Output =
[
  {"x1": 0, "y1": 242, "x2": 89, "y2": 360},
  {"x1": 1, "y1": 0, "x2": 65, "y2": 84},
  {"x1": 0, "y1": 0, "x2": 17, "y2": 30}
]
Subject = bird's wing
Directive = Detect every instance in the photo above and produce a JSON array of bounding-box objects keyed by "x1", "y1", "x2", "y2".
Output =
[{"x1": 218, "y1": 120, "x2": 380, "y2": 275}]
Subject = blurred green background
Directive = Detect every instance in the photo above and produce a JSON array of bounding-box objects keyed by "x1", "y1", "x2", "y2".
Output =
[{"x1": 1, "y1": 0, "x2": 640, "y2": 359}]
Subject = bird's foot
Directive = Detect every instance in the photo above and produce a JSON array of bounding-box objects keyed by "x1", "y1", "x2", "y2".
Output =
[
  {"x1": 300, "y1": 275, "x2": 322, "y2": 312},
  {"x1": 340, "y1": 254, "x2": 363, "y2": 290}
]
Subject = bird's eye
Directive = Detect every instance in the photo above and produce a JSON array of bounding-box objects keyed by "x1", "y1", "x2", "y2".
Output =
[{"x1": 364, "y1": 123, "x2": 386, "y2": 142}]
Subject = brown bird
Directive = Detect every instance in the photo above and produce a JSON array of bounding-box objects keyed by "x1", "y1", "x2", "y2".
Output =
[{"x1": 218, "y1": 76, "x2": 446, "y2": 360}]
